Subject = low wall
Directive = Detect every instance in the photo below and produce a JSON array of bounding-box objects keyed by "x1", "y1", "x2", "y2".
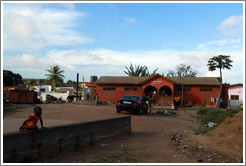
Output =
[{"x1": 3, "y1": 116, "x2": 131, "y2": 163}]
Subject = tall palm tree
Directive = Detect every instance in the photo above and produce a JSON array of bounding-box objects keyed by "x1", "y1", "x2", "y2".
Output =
[
  {"x1": 207, "y1": 55, "x2": 233, "y2": 107},
  {"x1": 124, "y1": 63, "x2": 158, "y2": 77},
  {"x1": 46, "y1": 65, "x2": 65, "y2": 89}
]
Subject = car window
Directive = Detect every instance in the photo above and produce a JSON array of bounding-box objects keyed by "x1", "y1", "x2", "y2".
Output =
[{"x1": 122, "y1": 95, "x2": 141, "y2": 101}]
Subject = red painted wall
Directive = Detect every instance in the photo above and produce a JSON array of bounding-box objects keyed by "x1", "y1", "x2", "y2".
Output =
[
  {"x1": 174, "y1": 85, "x2": 220, "y2": 106},
  {"x1": 95, "y1": 76, "x2": 229, "y2": 107},
  {"x1": 141, "y1": 76, "x2": 174, "y2": 106},
  {"x1": 96, "y1": 85, "x2": 142, "y2": 102},
  {"x1": 173, "y1": 84, "x2": 228, "y2": 107}
]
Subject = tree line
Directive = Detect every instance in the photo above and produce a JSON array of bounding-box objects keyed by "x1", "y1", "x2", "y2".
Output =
[{"x1": 4, "y1": 54, "x2": 233, "y2": 98}]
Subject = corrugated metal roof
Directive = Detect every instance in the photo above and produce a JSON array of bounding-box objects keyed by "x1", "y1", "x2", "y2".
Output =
[{"x1": 95, "y1": 75, "x2": 221, "y2": 85}]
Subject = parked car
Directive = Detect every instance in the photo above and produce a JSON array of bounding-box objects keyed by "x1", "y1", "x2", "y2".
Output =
[{"x1": 116, "y1": 95, "x2": 148, "y2": 115}]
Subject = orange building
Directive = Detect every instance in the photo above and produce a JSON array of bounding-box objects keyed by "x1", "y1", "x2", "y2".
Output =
[{"x1": 94, "y1": 74, "x2": 229, "y2": 108}]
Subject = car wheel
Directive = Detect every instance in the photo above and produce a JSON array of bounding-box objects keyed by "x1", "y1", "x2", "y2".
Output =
[
  {"x1": 116, "y1": 109, "x2": 121, "y2": 113},
  {"x1": 138, "y1": 108, "x2": 142, "y2": 115}
]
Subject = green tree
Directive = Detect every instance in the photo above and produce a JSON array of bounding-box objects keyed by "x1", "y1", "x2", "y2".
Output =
[
  {"x1": 166, "y1": 64, "x2": 198, "y2": 108},
  {"x1": 29, "y1": 79, "x2": 37, "y2": 86},
  {"x1": 124, "y1": 63, "x2": 158, "y2": 77},
  {"x1": 166, "y1": 64, "x2": 198, "y2": 77},
  {"x1": 45, "y1": 65, "x2": 65, "y2": 88},
  {"x1": 207, "y1": 55, "x2": 233, "y2": 107},
  {"x1": 3, "y1": 70, "x2": 23, "y2": 86}
]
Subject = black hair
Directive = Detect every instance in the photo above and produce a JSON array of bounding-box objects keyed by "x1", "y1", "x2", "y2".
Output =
[{"x1": 34, "y1": 106, "x2": 42, "y2": 113}]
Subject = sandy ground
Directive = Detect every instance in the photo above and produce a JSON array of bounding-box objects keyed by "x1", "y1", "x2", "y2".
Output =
[{"x1": 3, "y1": 103, "x2": 243, "y2": 163}]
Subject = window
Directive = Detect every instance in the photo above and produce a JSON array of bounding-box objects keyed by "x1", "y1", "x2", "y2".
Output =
[
  {"x1": 103, "y1": 87, "x2": 115, "y2": 91},
  {"x1": 200, "y1": 88, "x2": 212, "y2": 92},
  {"x1": 40, "y1": 88, "x2": 46, "y2": 92},
  {"x1": 125, "y1": 88, "x2": 137, "y2": 91},
  {"x1": 231, "y1": 95, "x2": 239, "y2": 100}
]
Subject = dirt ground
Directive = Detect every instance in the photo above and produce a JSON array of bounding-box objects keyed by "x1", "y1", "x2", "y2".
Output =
[{"x1": 3, "y1": 103, "x2": 243, "y2": 163}]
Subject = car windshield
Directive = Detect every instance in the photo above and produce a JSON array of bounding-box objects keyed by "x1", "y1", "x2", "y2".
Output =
[{"x1": 121, "y1": 95, "x2": 141, "y2": 101}]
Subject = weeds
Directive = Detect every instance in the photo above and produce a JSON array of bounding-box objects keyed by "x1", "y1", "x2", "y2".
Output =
[{"x1": 195, "y1": 107, "x2": 240, "y2": 134}]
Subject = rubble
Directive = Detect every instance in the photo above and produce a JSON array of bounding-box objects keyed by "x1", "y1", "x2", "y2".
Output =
[{"x1": 170, "y1": 132, "x2": 242, "y2": 163}]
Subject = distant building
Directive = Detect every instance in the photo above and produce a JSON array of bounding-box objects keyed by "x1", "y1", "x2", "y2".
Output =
[
  {"x1": 33, "y1": 85, "x2": 52, "y2": 95},
  {"x1": 228, "y1": 84, "x2": 243, "y2": 107}
]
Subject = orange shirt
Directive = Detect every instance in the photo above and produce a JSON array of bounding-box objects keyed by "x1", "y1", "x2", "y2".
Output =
[{"x1": 23, "y1": 114, "x2": 40, "y2": 128}]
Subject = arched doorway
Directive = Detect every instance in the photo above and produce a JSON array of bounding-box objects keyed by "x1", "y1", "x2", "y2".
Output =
[
  {"x1": 159, "y1": 86, "x2": 173, "y2": 106},
  {"x1": 144, "y1": 85, "x2": 157, "y2": 97},
  {"x1": 144, "y1": 85, "x2": 157, "y2": 104},
  {"x1": 159, "y1": 86, "x2": 172, "y2": 97}
]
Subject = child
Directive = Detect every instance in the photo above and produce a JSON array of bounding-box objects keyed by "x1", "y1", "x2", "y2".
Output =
[{"x1": 19, "y1": 106, "x2": 46, "y2": 147}]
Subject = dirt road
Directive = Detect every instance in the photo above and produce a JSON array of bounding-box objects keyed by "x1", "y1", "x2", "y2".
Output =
[{"x1": 3, "y1": 103, "x2": 243, "y2": 163}]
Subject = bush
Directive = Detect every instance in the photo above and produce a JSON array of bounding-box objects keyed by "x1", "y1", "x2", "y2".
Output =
[
  {"x1": 196, "y1": 107, "x2": 240, "y2": 134},
  {"x1": 197, "y1": 107, "x2": 240, "y2": 126}
]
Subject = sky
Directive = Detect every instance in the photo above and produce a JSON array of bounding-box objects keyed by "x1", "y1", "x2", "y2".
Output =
[{"x1": 2, "y1": 2, "x2": 244, "y2": 84}]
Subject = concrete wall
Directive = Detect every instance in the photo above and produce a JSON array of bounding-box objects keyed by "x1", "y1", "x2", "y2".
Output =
[{"x1": 3, "y1": 116, "x2": 131, "y2": 163}]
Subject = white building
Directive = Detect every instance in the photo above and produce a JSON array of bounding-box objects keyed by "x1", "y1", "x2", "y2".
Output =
[
  {"x1": 33, "y1": 85, "x2": 52, "y2": 94},
  {"x1": 228, "y1": 84, "x2": 243, "y2": 107}
]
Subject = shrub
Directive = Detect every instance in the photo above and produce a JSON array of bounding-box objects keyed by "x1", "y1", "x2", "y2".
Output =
[
  {"x1": 196, "y1": 107, "x2": 240, "y2": 134},
  {"x1": 198, "y1": 107, "x2": 239, "y2": 124}
]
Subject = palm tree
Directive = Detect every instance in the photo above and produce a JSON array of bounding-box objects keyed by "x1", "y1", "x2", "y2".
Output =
[
  {"x1": 46, "y1": 65, "x2": 65, "y2": 89},
  {"x1": 207, "y1": 55, "x2": 233, "y2": 107},
  {"x1": 124, "y1": 63, "x2": 158, "y2": 77}
]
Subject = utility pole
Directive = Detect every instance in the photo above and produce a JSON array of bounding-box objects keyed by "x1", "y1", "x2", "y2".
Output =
[
  {"x1": 76, "y1": 73, "x2": 79, "y2": 101},
  {"x1": 82, "y1": 76, "x2": 85, "y2": 100}
]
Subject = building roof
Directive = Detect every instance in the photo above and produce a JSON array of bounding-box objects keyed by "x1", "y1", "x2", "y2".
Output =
[
  {"x1": 95, "y1": 76, "x2": 149, "y2": 85},
  {"x1": 230, "y1": 83, "x2": 243, "y2": 88},
  {"x1": 95, "y1": 75, "x2": 221, "y2": 86},
  {"x1": 167, "y1": 77, "x2": 221, "y2": 85}
]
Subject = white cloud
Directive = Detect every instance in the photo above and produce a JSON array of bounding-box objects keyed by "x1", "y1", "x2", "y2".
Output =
[
  {"x1": 3, "y1": 48, "x2": 243, "y2": 84},
  {"x1": 123, "y1": 17, "x2": 135, "y2": 26},
  {"x1": 60, "y1": 3, "x2": 75, "y2": 10},
  {"x1": 197, "y1": 38, "x2": 242, "y2": 49},
  {"x1": 3, "y1": 4, "x2": 91, "y2": 51},
  {"x1": 218, "y1": 15, "x2": 243, "y2": 36}
]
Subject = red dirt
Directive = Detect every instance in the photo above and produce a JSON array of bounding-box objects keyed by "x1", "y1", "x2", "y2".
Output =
[
  {"x1": 191, "y1": 111, "x2": 243, "y2": 160},
  {"x1": 3, "y1": 103, "x2": 243, "y2": 163}
]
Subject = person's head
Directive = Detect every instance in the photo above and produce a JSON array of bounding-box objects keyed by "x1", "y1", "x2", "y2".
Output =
[{"x1": 34, "y1": 106, "x2": 42, "y2": 116}]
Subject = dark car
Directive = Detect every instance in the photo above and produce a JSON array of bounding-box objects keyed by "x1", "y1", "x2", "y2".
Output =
[{"x1": 116, "y1": 95, "x2": 148, "y2": 115}]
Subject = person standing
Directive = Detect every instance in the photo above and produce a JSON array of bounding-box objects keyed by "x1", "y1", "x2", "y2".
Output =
[{"x1": 149, "y1": 96, "x2": 154, "y2": 115}]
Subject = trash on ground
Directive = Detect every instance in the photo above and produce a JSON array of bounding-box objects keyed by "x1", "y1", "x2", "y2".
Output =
[
  {"x1": 183, "y1": 145, "x2": 188, "y2": 149},
  {"x1": 208, "y1": 122, "x2": 217, "y2": 127},
  {"x1": 100, "y1": 143, "x2": 106, "y2": 147}
]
